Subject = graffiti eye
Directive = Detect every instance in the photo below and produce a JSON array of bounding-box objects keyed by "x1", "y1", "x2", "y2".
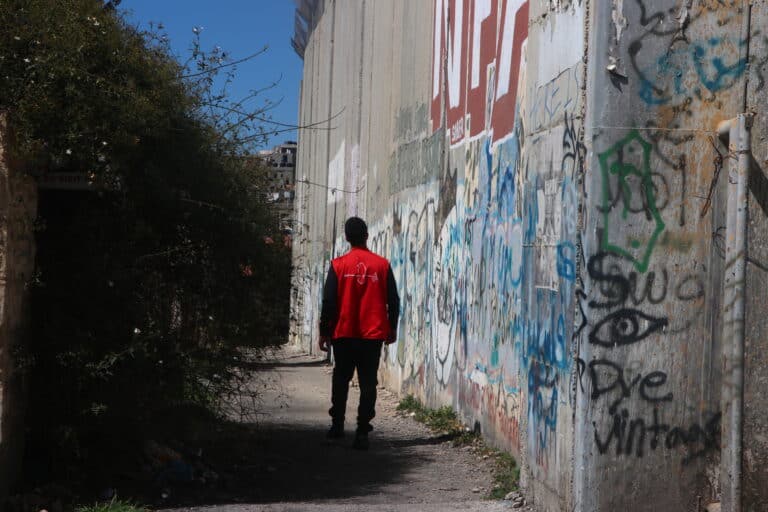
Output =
[{"x1": 589, "y1": 308, "x2": 667, "y2": 347}]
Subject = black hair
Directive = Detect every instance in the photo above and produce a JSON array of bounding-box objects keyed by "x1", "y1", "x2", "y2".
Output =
[{"x1": 344, "y1": 217, "x2": 368, "y2": 246}]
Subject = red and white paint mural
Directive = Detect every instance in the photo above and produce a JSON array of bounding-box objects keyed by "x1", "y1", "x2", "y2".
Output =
[{"x1": 431, "y1": 0, "x2": 529, "y2": 145}]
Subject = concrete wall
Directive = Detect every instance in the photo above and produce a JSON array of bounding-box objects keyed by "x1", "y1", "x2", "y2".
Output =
[
  {"x1": 290, "y1": 1, "x2": 768, "y2": 510},
  {"x1": 0, "y1": 113, "x2": 38, "y2": 500},
  {"x1": 576, "y1": 2, "x2": 749, "y2": 510},
  {"x1": 743, "y1": 4, "x2": 768, "y2": 510}
]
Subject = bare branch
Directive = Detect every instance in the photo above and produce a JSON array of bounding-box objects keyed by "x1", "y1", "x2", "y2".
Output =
[
  {"x1": 231, "y1": 75, "x2": 283, "y2": 109},
  {"x1": 206, "y1": 103, "x2": 344, "y2": 132},
  {"x1": 181, "y1": 45, "x2": 269, "y2": 79}
]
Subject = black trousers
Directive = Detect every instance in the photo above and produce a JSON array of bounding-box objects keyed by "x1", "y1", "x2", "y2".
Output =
[{"x1": 329, "y1": 339, "x2": 384, "y2": 431}]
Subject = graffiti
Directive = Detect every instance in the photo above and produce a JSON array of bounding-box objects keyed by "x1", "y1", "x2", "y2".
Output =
[
  {"x1": 527, "y1": 359, "x2": 558, "y2": 450},
  {"x1": 585, "y1": 102, "x2": 713, "y2": 466},
  {"x1": 437, "y1": 166, "x2": 457, "y2": 233},
  {"x1": 299, "y1": 0, "x2": 586, "y2": 474},
  {"x1": 587, "y1": 251, "x2": 706, "y2": 304},
  {"x1": 561, "y1": 112, "x2": 586, "y2": 182},
  {"x1": 528, "y1": 64, "x2": 582, "y2": 133},
  {"x1": 393, "y1": 198, "x2": 436, "y2": 376},
  {"x1": 692, "y1": 38, "x2": 747, "y2": 91},
  {"x1": 376, "y1": 109, "x2": 580, "y2": 466},
  {"x1": 557, "y1": 242, "x2": 576, "y2": 281},
  {"x1": 458, "y1": 378, "x2": 522, "y2": 452},
  {"x1": 431, "y1": 0, "x2": 529, "y2": 144},
  {"x1": 629, "y1": 1, "x2": 747, "y2": 108},
  {"x1": 584, "y1": 249, "x2": 713, "y2": 461},
  {"x1": 588, "y1": 308, "x2": 667, "y2": 347},
  {"x1": 389, "y1": 129, "x2": 444, "y2": 194},
  {"x1": 291, "y1": 0, "x2": 749, "y2": 492},
  {"x1": 536, "y1": 176, "x2": 562, "y2": 290},
  {"x1": 369, "y1": 223, "x2": 392, "y2": 257},
  {"x1": 598, "y1": 130, "x2": 665, "y2": 273},
  {"x1": 433, "y1": 208, "x2": 459, "y2": 385},
  {"x1": 593, "y1": 408, "x2": 721, "y2": 462},
  {"x1": 637, "y1": 128, "x2": 691, "y2": 228},
  {"x1": 633, "y1": 37, "x2": 747, "y2": 106},
  {"x1": 587, "y1": 359, "x2": 672, "y2": 414}
]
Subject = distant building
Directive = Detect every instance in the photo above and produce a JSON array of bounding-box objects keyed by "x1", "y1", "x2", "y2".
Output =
[{"x1": 257, "y1": 141, "x2": 297, "y2": 236}]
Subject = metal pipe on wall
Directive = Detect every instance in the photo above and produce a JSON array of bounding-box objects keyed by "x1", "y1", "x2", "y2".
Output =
[
  {"x1": 719, "y1": 3, "x2": 754, "y2": 502},
  {"x1": 720, "y1": 112, "x2": 753, "y2": 512}
]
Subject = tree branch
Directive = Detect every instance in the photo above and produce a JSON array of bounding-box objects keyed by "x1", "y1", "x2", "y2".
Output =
[{"x1": 181, "y1": 45, "x2": 269, "y2": 79}]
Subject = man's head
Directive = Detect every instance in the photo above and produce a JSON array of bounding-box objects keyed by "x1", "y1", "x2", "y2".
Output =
[{"x1": 344, "y1": 217, "x2": 368, "y2": 247}]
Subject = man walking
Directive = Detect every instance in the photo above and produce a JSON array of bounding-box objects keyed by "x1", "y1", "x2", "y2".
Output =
[{"x1": 319, "y1": 217, "x2": 400, "y2": 450}]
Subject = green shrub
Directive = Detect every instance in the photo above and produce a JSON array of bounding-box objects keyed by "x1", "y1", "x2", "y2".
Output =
[
  {"x1": 1, "y1": 0, "x2": 290, "y2": 487},
  {"x1": 489, "y1": 452, "x2": 520, "y2": 499},
  {"x1": 397, "y1": 395, "x2": 474, "y2": 440}
]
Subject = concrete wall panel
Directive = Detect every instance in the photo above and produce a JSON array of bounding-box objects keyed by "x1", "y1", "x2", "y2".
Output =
[
  {"x1": 743, "y1": 3, "x2": 768, "y2": 510},
  {"x1": 290, "y1": 0, "x2": 768, "y2": 509},
  {"x1": 292, "y1": 2, "x2": 586, "y2": 510},
  {"x1": 576, "y1": 2, "x2": 749, "y2": 511}
]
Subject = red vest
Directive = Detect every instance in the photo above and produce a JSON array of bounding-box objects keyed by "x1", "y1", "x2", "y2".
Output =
[{"x1": 331, "y1": 247, "x2": 391, "y2": 340}]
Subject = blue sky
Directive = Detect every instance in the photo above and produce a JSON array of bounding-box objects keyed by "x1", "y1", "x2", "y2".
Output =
[{"x1": 122, "y1": 0, "x2": 304, "y2": 150}]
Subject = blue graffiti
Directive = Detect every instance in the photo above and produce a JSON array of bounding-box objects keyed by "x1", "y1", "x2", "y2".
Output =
[
  {"x1": 525, "y1": 180, "x2": 538, "y2": 243},
  {"x1": 637, "y1": 37, "x2": 747, "y2": 105},
  {"x1": 386, "y1": 103, "x2": 576, "y2": 457},
  {"x1": 482, "y1": 127, "x2": 572, "y2": 451},
  {"x1": 557, "y1": 242, "x2": 576, "y2": 281},
  {"x1": 692, "y1": 38, "x2": 747, "y2": 93},
  {"x1": 528, "y1": 360, "x2": 558, "y2": 448}
]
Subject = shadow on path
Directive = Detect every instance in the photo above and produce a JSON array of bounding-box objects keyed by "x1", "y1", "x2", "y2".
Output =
[
  {"x1": 143, "y1": 349, "x2": 436, "y2": 509},
  {"x1": 133, "y1": 349, "x2": 505, "y2": 510},
  {"x1": 147, "y1": 420, "x2": 426, "y2": 509}
]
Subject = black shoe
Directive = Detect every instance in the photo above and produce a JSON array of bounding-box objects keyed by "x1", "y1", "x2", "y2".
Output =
[
  {"x1": 352, "y1": 432, "x2": 369, "y2": 450},
  {"x1": 327, "y1": 423, "x2": 345, "y2": 439}
]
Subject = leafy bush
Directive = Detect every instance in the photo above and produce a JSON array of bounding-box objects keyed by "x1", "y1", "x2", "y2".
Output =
[
  {"x1": 0, "y1": 0, "x2": 291, "y2": 487},
  {"x1": 489, "y1": 452, "x2": 520, "y2": 499}
]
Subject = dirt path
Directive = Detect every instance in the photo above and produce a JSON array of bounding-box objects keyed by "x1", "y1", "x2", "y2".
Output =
[{"x1": 159, "y1": 347, "x2": 528, "y2": 512}]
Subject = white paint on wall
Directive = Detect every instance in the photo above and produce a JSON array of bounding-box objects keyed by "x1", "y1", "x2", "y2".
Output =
[
  {"x1": 448, "y1": 0, "x2": 465, "y2": 108},
  {"x1": 327, "y1": 140, "x2": 345, "y2": 204},
  {"x1": 433, "y1": 0, "x2": 442, "y2": 99},
  {"x1": 611, "y1": 0, "x2": 627, "y2": 44},
  {"x1": 535, "y1": 7, "x2": 585, "y2": 86},
  {"x1": 496, "y1": 0, "x2": 526, "y2": 100},
  {"x1": 471, "y1": 0, "x2": 492, "y2": 89},
  {"x1": 348, "y1": 144, "x2": 360, "y2": 216}
]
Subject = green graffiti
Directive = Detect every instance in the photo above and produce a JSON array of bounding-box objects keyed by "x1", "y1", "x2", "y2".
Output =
[{"x1": 599, "y1": 130, "x2": 665, "y2": 273}]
